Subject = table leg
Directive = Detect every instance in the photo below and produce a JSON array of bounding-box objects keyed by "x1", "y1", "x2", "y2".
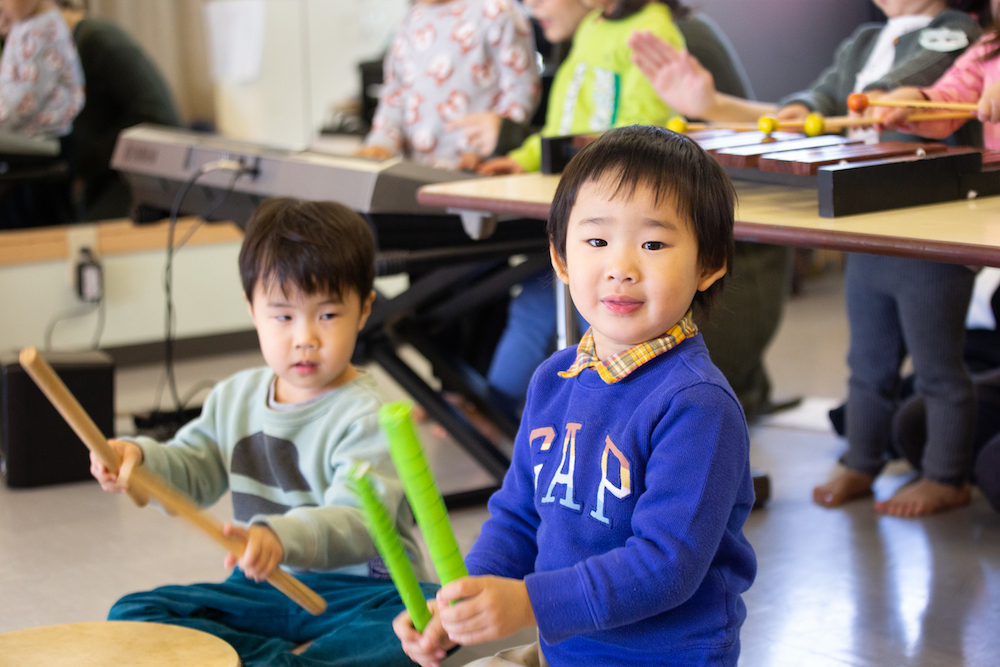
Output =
[{"x1": 556, "y1": 282, "x2": 580, "y2": 350}]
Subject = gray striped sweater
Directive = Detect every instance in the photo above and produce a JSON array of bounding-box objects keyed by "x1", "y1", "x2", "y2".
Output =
[{"x1": 128, "y1": 367, "x2": 427, "y2": 580}]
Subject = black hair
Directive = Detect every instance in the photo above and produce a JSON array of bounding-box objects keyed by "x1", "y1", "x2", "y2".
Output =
[
  {"x1": 239, "y1": 198, "x2": 375, "y2": 304},
  {"x1": 605, "y1": 0, "x2": 689, "y2": 21},
  {"x1": 547, "y1": 125, "x2": 735, "y2": 311}
]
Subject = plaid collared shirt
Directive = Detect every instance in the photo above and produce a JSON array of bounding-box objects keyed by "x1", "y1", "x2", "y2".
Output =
[{"x1": 558, "y1": 310, "x2": 698, "y2": 384}]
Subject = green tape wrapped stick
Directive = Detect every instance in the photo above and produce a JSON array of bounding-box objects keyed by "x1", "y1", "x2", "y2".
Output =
[
  {"x1": 379, "y1": 401, "x2": 469, "y2": 587},
  {"x1": 349, "y1": 461, "x2": 433, "y2": 632}
]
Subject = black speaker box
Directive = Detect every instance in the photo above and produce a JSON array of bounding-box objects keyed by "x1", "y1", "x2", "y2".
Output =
[{"x1": 0, "y1": 350, "x2": 114, "y2": 488}]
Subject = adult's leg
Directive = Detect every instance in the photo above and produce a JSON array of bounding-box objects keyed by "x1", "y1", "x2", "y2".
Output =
[{"x1": 695, "y1": 242, "x2": 791, "y2": 420}]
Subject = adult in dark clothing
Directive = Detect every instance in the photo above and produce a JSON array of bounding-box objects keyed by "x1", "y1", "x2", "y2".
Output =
[
  {"x1": 674, "y1": 10, "x2": 792, "y2": 419},
  {"x1": 61, "y1": 4, "x2": 181, "y2": 220}
]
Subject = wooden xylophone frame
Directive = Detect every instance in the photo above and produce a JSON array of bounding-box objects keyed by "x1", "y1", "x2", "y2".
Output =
[{"x1": 539, "y1": 132, "x2": 1000, "y2": 217}]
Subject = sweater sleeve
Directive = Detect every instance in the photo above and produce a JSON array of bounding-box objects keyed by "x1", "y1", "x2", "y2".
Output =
[
  {"x1": 913, "y1": 37, "x2": 992, "y2": 139},
  {"x1": 0, "y1": 13, "x2": 85, "y2": 136},
  {"x1": 130, "y1": 386, "x2": 231, "y2": 509},
  {"x1": 255, "y1": 408, "x2": 412, "y2": 573},
  {"x1": 523, "y1": 383, "x2": 750, "y2": 645},
  {"x1": 487, "y1": 3, "x2": 540, "y2": 124},
  {"x1": 363, "y1": 26, "x2": 407, "y2": 155},
  {"x1": 868, "y1": 11, "x2": 981, "y2": 91},
  {"x1": 614, "y1": 15, "x2": 681, "y2": 128},
  {"x1": 507, "y1": 130, "x2": 542, "y2": 171},
  {"x1": 464, "y1": 382, "x2": 542, "y2": 579},
  {"x1": 778, "y1": 25, "x2": 874, "y2": 116}
]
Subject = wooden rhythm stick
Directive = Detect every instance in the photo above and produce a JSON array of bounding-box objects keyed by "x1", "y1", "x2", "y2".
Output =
[
  {"x1": 847, "y1": 92, "x2": 978, "y2": 113},
  {"x1": 18, "y1": 346, "x2": 328, "y2": 616}
]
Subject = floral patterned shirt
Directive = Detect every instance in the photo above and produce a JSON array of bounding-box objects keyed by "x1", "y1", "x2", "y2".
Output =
[
  {"x1": 364, "y1": 0, "x2": 539, "y2": 169},
  {"x1": 0, "y1": 9, "x2": 85, "y2": 137}
]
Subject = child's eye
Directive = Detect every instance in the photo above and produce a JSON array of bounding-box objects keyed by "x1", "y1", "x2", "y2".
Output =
[
  {"x1": 587, "y1": 238, "x2": 607, "y2": 247},
  {"x1": 643, "y1": 241, "x2": 666, "y2": 251},
  {"x1": 275, "y1": 315, "x2": 291, "y2": 322},
  {"x1": 321, "y1": 312, "x2": 338, "y2": 320}
]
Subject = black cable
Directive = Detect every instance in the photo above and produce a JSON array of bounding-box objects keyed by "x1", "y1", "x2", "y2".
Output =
[
  {"x1": 42, "y1": 299, "x2": 104, "y2": 352},
  {"x1": 159, "y1": 161, "x2": 247, "y2": 415}
]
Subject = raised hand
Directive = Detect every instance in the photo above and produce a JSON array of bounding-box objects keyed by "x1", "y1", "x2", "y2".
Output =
[{"x1": 628, "y1": 30, "x2": 716, "y2": 119}]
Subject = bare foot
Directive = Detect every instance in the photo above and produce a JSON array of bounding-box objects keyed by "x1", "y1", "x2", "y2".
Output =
[
  {"x1": 874, "y1": 478, "x2": 971, "y2": 517},
  {"x1": 813, "y1": 469, "x2": 875, "y2": 508}
]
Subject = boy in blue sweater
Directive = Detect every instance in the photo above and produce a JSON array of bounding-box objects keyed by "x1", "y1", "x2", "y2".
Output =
[{"x1": 394, "y1": 125, "x2": 757, "y2": 667}]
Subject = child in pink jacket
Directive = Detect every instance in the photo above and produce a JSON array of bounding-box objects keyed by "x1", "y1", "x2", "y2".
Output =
[{"x1": 878, "y1": 7, "x2": 1000, "y2": 148}]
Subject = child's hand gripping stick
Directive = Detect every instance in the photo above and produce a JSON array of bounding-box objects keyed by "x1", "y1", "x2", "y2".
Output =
[
  {"x1": 379, "y1": 402, "x2": 468, "y2": 586},
  {"x1": 349, "y1": 462, "x2": 433, "y2": 632},
  {"x1": 18, "y1": 346, "x2": 328, "y2": 616}
]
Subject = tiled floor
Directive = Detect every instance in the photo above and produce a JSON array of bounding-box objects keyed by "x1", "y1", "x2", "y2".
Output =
[{"x1": 2, "y1": 268, "x2": 998, "y2": 666}]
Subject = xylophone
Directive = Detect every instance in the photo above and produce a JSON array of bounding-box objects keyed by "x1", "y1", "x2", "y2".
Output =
[{"x1": 541, "y1": 129, "x2": 1000, "y2": 217}]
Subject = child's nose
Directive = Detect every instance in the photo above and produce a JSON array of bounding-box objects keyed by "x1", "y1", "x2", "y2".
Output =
[
  {"x1": 294, "y1": 323, "x2": 319, "y2": 348},
  {"x1": 605, "y1": 249, "x2": 638, "y2": 283}
]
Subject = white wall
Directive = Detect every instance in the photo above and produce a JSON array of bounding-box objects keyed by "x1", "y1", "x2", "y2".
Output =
[
  {"x1": 0, "y1": 241, "x2": 250, "y2": 353},
  {"x1": 210, "y1": 0, "x2": 408, "y2": 148}
]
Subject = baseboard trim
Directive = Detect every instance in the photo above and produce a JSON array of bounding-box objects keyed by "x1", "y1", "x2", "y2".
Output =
[{"x1": 105, "y1": 330, "x2": 259, "y2": 367}]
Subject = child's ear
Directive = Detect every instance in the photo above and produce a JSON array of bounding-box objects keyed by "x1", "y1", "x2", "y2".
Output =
[
  {"x1": 549, "y1": 243, "x2": 569, "y2": 285},
  {"x1": 697, "y1": 262, "x2": 727, "y2": 292},
  {"x1": 356, "y1": 290, "x2": 376, "y2": 332}
]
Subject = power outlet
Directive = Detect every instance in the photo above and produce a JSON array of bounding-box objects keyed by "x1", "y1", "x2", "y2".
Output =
[{"x1": 66, "y1": 224, "x2": 99, "y2": 289}]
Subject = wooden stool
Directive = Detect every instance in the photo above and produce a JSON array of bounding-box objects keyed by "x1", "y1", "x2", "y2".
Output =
[{"x1": 0, "y1": 621, "x2": 240, "y2": 666}]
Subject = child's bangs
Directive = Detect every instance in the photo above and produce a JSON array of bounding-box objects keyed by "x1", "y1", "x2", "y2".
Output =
[
  {"x1": 585, "y1": 161, "x2": 693, "y2": 223},
  {"x1": 254, "y1": 234, "x2": 346, "y2": 302}
]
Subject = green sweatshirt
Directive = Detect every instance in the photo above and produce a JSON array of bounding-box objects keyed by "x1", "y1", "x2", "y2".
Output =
[
  {"x1": 127, "y1": 367, "x2": 427, "y2": 580},
  {"x1": 508, "y1": 3, "x2": 684, "y2": 172}
]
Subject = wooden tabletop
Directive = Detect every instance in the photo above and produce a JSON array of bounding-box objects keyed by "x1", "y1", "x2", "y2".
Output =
[{"x1": 418, "y1": 174, "x2": 1000, "y2": 267}]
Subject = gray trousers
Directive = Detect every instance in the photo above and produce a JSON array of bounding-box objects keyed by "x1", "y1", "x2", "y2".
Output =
[{"x1": 844, "y1": 254, "x2": 976, "y2": 485}]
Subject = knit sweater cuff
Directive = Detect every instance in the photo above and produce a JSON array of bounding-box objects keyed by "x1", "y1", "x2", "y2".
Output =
[{"x1": 525, "y1": 566, "x2": 595, "y2": 645}]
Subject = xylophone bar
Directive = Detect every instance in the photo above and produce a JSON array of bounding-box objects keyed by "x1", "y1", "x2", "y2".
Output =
[
  {"x1": 758, "y1": 142, "x2": 950, "y2": 176},
  {"x1": 714, "y1": 135, "x2": 858, "y2": 169}
]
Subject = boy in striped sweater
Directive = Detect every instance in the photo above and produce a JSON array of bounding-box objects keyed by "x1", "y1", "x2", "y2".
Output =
[{"x1": 91, "y1": 198, "x2": 435, "y2": 667}]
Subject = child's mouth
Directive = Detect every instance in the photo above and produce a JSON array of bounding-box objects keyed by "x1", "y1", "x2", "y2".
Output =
[
  {"x1": 294, "y1": 361, "x2": 319, "y2": 375},
  {"x1": 602, "y1": 296, "x2": 642, "y2": 315}
]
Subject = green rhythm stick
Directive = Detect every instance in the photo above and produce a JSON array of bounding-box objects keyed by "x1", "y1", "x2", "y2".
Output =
[
  {"x1": 379, "y1": 401, "x2": 469, "y2": 587},
  {"x1": 349, "y1": 461, "x2": 433, "y2": 632}
]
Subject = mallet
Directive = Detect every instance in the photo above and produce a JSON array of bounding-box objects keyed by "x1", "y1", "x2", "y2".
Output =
[{"x1": 847, "y1": 92, "x2": 978, "y2": 113}]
